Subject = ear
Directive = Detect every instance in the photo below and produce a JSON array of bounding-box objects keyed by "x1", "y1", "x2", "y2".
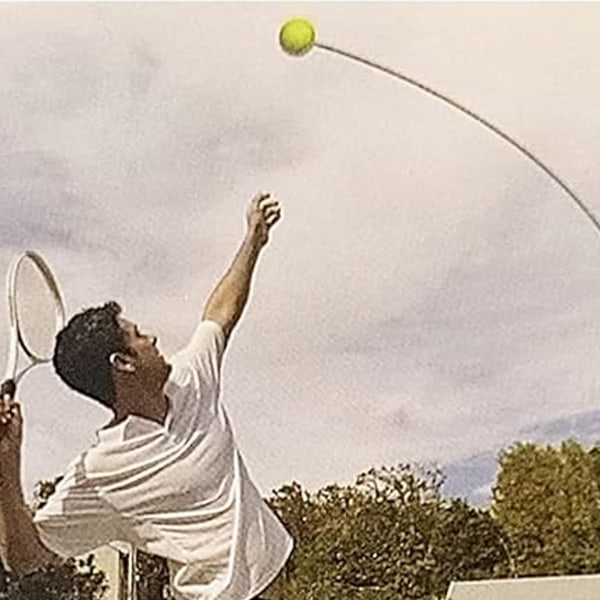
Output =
[{"x1": 109, "y1": 352, "x2": 136, "y2": 374}]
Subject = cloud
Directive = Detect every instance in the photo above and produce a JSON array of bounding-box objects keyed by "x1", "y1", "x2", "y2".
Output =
[
  {"x1": 520, "y1": 409, "x2": 600, "y2": 444},
  {"x1": 0, "y1": 4, "x2": 598, "y2": 499},
  {"x1": 0, "y1": 150, "x2": 108, "y2": 252}
]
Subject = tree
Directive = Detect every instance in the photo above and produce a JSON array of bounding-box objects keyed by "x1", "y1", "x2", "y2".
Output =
[
  {"x1": 0, "y1": 550, "x2": 107, "y2": 600},
  {"x1": 589, "y1": 445, "x2": 600, "y2": 487},
  {"x1": 135, "y1": 551, "x2": 173, "y2": 600},
  {"x1": 428, "y1": 499, "x2": 510, "y2": 596},
  {"x1": 492, "y1": 440, "x2": 600, "y2": 576},
  {"x1": 267, "y1": 464, "x2": 508, "y2": 600},
  {"x1": 327, "y1": 466, "x2": 443, "y2": 599}
]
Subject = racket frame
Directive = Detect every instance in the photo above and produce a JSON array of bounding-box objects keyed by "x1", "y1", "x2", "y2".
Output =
[{"x1": 3, "y1": 250, "x2": 66, "y2": 384}]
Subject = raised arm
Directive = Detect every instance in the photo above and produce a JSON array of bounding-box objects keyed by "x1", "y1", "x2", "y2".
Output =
[
  {"x1": 203, "y1": 192, "x2": 282, "y2": 339},
  {"x1": 0, "y1": 384, "x2": 59, "y2": 576}
]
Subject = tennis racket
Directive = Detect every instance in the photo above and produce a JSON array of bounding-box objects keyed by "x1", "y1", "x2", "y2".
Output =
[{"x1": 0, "y1": 251, "x2": 66, "y2": 400}]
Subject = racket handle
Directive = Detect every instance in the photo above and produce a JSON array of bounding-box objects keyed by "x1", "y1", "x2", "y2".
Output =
[{"x1": 0, "y1": 379, "x2": 16, "y2": 400}]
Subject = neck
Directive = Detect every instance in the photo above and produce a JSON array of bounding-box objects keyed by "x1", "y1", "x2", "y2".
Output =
[{"x1": 111, "y1": 381, "x2": 169, "y2": 426}]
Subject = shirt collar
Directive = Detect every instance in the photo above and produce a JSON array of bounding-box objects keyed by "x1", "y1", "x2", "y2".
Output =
[{"x1": 96, "y1": 396, "x2": 173, "y2": 444}]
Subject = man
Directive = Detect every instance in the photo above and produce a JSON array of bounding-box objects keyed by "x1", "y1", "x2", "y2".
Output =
[{"x1": 0, "y1": 192, "x2": 292, "y2": 600}]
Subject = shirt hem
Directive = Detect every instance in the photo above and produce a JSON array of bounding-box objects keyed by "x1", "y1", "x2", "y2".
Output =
[{"x1": 244, "y1": 536, "x2": 294, "y2": 600}]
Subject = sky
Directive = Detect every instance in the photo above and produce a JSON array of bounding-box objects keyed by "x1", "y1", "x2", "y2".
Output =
[{"x1": 1, "y1": 2, "x2": 600, "y2": 506}]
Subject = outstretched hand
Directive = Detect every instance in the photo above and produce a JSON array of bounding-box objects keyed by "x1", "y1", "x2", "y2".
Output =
[{"x1": 246, "y1": 192, "x2": 282, "y2": 247}]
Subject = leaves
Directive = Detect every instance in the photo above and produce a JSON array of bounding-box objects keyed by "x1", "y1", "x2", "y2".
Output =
[
  {"x1": 135, "y1": 551, "x2": 173, "y2": 600},
  {"x1": 492, "y1": 440, "x2": 600, "y2": 576},
  {"x1": 0, "y1": 558, "x2": 107, "y2": 600},
  {"x1": 266, "y1": 464, "x2": 506, "y2": 599}
]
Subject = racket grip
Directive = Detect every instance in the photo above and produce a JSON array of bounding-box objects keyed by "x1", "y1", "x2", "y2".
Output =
[{"x1": 0, "y1": 379, "x2": 16, "y2": 400}]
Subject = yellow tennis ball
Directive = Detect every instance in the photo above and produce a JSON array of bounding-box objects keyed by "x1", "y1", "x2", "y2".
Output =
[{"x1": 279, "y1": 18, "x2": 316, "y2": 57}]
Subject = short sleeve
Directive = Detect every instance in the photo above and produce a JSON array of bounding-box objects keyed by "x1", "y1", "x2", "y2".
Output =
[
  {"x1": 169, "y1": 320, "x2": 227, "y2": 391},
  {"x1": 34, "y1": 461, "x2": 126, "y2": 558}
]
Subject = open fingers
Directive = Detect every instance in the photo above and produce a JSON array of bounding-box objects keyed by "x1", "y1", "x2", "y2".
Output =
[
  {"x1": 260, "y1": 199, "x2": 279, "y2": 213},
  {"x1": 253, "y1": 191, "x2": 271, "y2": 210},
  {"x1": 263, "y1": 200, "x2": 281, "y2": 215},
  {"x1": 253, "y1": 192, "x2": 282, "y2": 221},
  {"x1": 248, "y1": 191, "x2": 282, "y2": 240},
  {"x1": 265, "y1": 208, "x2": 282, "y2": 227}
]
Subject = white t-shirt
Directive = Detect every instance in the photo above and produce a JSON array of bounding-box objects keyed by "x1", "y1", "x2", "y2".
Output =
[{"x1": 34, "y1": 320, "x2": 293, "y2": 600}]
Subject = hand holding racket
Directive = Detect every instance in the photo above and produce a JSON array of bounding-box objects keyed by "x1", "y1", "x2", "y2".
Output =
[
  {"x1": 0, "y1": 393, "x2": 22, "y2": 459},
  {"x1": 1, "y1": 251, "x2": 66, "y2": 403}
]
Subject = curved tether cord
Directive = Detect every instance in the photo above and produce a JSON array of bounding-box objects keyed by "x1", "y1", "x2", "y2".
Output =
[{"x1": 315, "y1": 42, "x2": 600, "y2": 237}]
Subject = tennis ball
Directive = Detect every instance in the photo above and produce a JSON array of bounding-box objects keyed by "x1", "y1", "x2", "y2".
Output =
[{"x1": 279, "y1": 18, "x2": 316, "y2": 57}]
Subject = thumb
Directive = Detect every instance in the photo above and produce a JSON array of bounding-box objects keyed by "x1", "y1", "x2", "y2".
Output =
[{"x1": 1, "y1": 380, "x2": 16, "y2": 402}]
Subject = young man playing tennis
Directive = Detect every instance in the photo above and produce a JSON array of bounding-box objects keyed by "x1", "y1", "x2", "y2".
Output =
[{"x1": 0, "y1": 192, "x2": 292, "y2": 600}]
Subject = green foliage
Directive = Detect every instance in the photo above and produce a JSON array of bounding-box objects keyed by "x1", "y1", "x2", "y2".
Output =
[
  {"x1": 135, "y1": 551, "x2": 173, "y2": 600},
  {"x1": 0, "y1": 556, "x2": 107, "y2": 600},
  {"x1": 429, "y1": 499, "x2": 510, "y2": 596},
  {"x1": 31, "y1": 477, "x2": 63, "y2": 513},
  {"x1": 492, "y1": 440, "x2": 600, "y2": 576},
  {"x1": 267, "y1": 464, "x2": 507, "y2": 600}
]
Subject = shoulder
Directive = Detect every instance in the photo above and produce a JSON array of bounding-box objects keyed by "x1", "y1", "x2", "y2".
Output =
[
  {"x1": 187, "y1": 320, "x2": 227, "y2": 353},
  {"x1": 169, "y1": 320, "x2": 227, "y2": 375}
]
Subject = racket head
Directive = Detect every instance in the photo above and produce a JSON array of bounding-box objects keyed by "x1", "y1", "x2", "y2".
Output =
[{"x1": 7, "y1": 251, "x2": 66, "y2": 370}]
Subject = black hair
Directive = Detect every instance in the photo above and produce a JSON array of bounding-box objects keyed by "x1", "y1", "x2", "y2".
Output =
[{"x1": 53, "y1": 301, "x2": 126, "y2": 408}]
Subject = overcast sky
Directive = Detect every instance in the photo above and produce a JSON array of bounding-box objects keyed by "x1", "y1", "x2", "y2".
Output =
[{"x1": 1, "y1": 3, "x2": 599, "y2": 505}]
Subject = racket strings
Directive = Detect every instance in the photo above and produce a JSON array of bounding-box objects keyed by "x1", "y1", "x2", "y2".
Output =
[{"x1": 11, "y1": 253, "x2": 65, "y2": 363}]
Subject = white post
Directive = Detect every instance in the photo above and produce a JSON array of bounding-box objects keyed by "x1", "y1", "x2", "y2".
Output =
[{"x1": 127, "y1": 544, "x2": 137, "y2": 600}]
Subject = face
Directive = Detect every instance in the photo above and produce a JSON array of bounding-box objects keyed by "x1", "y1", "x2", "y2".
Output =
[{"x1": 118, "y1": 317, "x2": 172, "y2": 388}]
